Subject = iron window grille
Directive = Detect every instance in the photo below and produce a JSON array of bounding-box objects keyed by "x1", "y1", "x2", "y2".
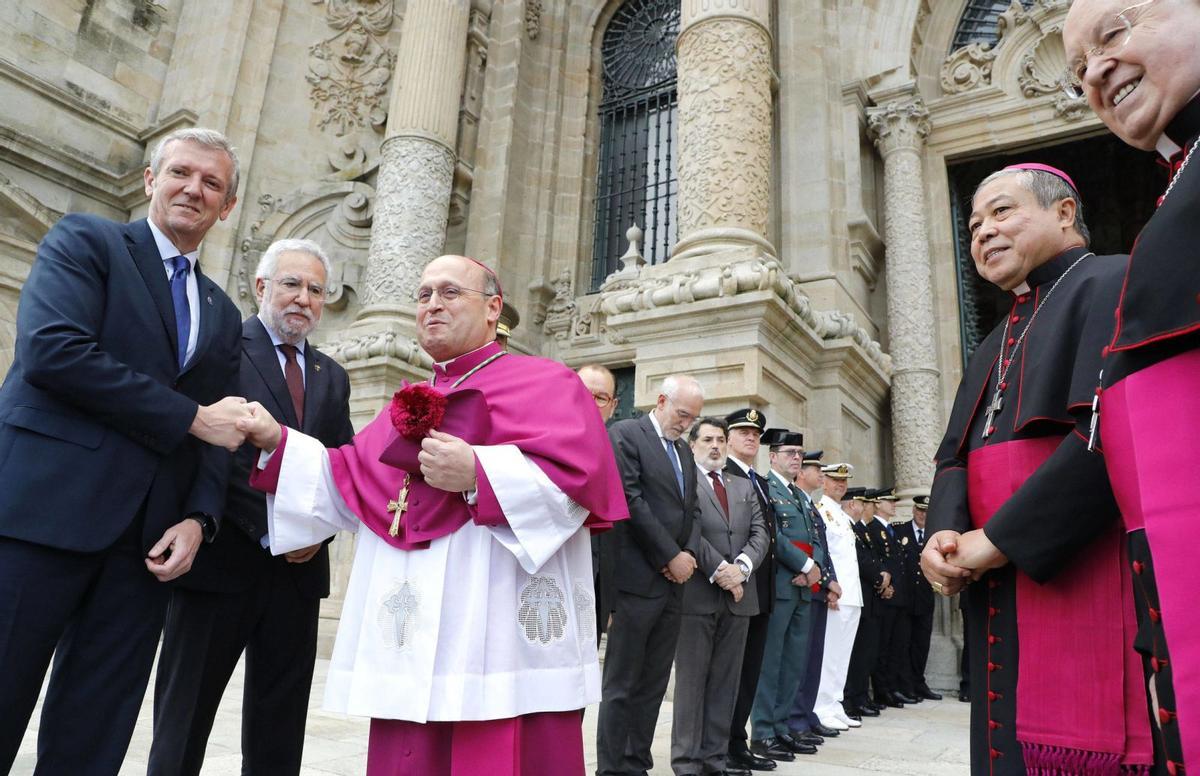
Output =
[
  {"x1": 950, "y1": 0, "x2": 1034, "y2": 53},
  {"x1": 590, "y1": 0, "x2": 680, "y2": 291}
]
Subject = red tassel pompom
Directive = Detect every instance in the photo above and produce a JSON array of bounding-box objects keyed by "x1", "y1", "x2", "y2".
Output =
[{"x1": 389, "y1": 383, "x2": 447, "y2": 440}]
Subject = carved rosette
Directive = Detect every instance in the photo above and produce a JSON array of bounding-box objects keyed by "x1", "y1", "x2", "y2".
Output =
[
  {"x1": 940, "y1": 43, "x2": 996, "y2": 94},
  {"x1": 362, "y1": 136, "x2": 456, "y2": 306},
  {"x1": 867, "y1": 95, "x2": 942, "y2": 494},
  {"x1": 674, "y1": 18, "x2": 773, "y2": 243}
]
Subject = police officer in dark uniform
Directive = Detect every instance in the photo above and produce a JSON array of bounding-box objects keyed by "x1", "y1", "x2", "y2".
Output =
[
  {"x1": 870, "y1": 487, "x2": 917, "y2": 708},
  {"x1": 894, "y1": 494, "x2": 941, "y2": 701},
  {"x1": 844, "y1": 489, "x2": 890, "y2": 717}
]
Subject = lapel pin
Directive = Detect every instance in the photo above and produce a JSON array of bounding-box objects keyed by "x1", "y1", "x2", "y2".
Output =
[
  {"x1": 206, "y1": 295, "x2": 213, "y2": 305},
  {"x1": 314, "y1": 362, "x2": 322, "y2": 372}
]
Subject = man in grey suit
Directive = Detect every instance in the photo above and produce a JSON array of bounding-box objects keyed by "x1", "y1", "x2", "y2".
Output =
[
  {"x1": 597, "y1": 374, "x2": 704, "y2": 776},
  {"x1": 672, "y1": 417, "x2": 769, "y2": 776}
]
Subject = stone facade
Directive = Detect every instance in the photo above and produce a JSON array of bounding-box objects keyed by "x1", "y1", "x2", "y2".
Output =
[{"x1": 0, "y1": 0, "x2": 1102, "y2": 685}]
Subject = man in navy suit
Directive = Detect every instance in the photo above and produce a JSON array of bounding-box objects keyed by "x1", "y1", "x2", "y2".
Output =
[
  {"x1": 149, "y1": 239, "x2": 355, "y2": 775},
  {"x1": 0, "y1": 127, "x2": 248, "y2": 774}
]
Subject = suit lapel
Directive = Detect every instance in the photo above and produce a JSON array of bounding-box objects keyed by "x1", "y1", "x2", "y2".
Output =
[
  {"x1": 697, "y1": 470, "x2": 722, "y2": 515},
  {"x1": 638, "y1": 415, "x2": 683, "y2": 504},
  {"x1": 124, "y1": 220, "x2": 179, "y2": 363},
  {"x1": 243, "y1": 316, "x2": 300, "y2": 429},
  {"x1": 302, "y1": 345, "x2": 330, "y2": 435}
]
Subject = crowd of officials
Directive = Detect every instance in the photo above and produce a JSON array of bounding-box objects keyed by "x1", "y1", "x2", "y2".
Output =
[{"x1": 583, "y1": 368, "x2": 943, "y2": 776}]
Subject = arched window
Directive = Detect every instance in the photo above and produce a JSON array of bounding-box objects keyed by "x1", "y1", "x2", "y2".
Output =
[
  {"x1": 950, "y1": 0, "x2": 1034, "y2": 52},
  {"x1": 590, "y1": 0, "x2": 680, "y2": 291}
]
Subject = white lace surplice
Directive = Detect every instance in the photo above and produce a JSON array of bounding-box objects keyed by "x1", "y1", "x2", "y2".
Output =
[{"x1": 264, "y1": 431, "x2": 598, "y2": 723}]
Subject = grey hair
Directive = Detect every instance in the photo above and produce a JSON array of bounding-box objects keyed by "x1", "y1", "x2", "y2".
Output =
[
  {"x1": 149, "y1": 127, "x2": 240, "y2": 202},
  {"x1": 661, "y1": 374, "x2": 705, "y2": 401},
  {"x1": 688, "y1": 416, "x2": 728, "y2": 442},
  {"x1": 974, "y1": 168, "x2": 1090, "y2": 246},
  {"x1": 255, "y1": 238, "x2": 333, "y2": 282}
]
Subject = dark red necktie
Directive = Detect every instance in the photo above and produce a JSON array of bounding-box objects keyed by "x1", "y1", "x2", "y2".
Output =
[
  {"x1": 278, "y1": 344, "x2": 305, "y2": 426},
  {"x1": 709, "y1": 471, "x2": 729, "y2": 521}
]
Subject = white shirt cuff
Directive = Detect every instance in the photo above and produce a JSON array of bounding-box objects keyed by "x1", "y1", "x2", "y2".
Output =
[{"x1": 801, "y1": 557, "x2": 814, "y2": 574}]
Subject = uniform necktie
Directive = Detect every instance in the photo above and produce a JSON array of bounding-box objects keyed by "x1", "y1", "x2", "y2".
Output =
[
  {"x1": 916, "y1": 526, "x2": 924, "y2": 544},
  {"x1": 885, "y1": 522, "x2": 896, "y2": 540},
  {"x1": 709, "y1": 471, "x2": 729, "y2": 520},
  {"x1": 169, "y1": 255, "x2": 190, "y2": 369},
  {"x1": 278, "y1": 344, "x2": 305, "y2": 426},
  {"x1": 748, "y1": 467, "x2": 767, "y2": 502},
  {"x1": 663, "y1": 437, "x2": 685, "y2": 497}
]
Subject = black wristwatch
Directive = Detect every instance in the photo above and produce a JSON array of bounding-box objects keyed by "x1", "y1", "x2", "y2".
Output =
[{"x1": 186, "y1": 512, "x2": 217, "y2": 543}]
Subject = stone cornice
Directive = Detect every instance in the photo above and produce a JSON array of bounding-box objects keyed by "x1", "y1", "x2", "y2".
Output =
[
  {"x1": 0, "y1": 57, "x2": 141, "y2": 139},
  {"x1": 579, "y1": 256, "x2": 892, "y2": 375}
]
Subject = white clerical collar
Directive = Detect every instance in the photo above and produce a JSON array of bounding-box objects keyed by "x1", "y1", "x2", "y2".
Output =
[
  {"x1": 1157, "y1": 133, "x2": 1183, "y2": 160},
  {"x1": 147, "y1": 217, "x2": 199, "y2": 270},
  {"x1": 1011, "y1": 281, "x2": 1031, "y2": 296},
  {"x1": 434, "y1": 341, "x2": 494, "y2": 371},
  {"x1": 256, "y1": 313, "x2": 306, "y2": 354}
]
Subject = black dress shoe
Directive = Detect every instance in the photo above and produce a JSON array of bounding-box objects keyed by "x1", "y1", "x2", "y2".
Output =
[
  {"x1": 882, "y1": 693, "x2": 905, "y2": 709},
  {"x1": 958, "y1": 690, "x2": 970, "y2": 703},
  {"x1": 857, "y1": 704, "x2": 880, "y2": 717},
  {"x1": 728, "y1": 745, "x2": 776, "y2": 771},
  {"x1": 893, "y1": 691, "x2": 919, "y2": 704},
  {"x1": 811, "y1": 723, "x2": 841, "y2": 737},
  {"x1": 917, "y1": 686, "x2": 944, "y2": 701},
  {"x1": 778, "y1": 733, "x2": 819, "y2": 754},
  {"x1": 750, "y1": 738, "x2": 795, "y2": 762},
  {"x1": 722, "y1": 767, "x2": 753, "y2": 776},
  {"x1": 787, "y1": 731, "x2": 823, "y2": 747},
  {"x1": 845, "y1": 710, "x2": 863, "y2": 721}
]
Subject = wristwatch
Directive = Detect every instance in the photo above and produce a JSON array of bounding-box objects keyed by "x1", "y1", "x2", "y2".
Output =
[
  {"x1": 735, "y1": 559, "x2": 751, "y2": 581},
  {"x1": 186, "y1": 512, "x2": 217, "y2": 543}
]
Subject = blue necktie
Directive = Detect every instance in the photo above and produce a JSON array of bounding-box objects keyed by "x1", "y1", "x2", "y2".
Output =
[
  {"x1": 663, "y1": 437, "x2": 685, "y2": 497},
  {"x1": 169, "y1": 255, "x2": 191, "y2": 369}
]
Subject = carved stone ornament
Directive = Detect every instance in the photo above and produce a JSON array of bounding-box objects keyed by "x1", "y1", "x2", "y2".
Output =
[
  {"x1": 525, "y1": 0, "x2": 542, "y2": 40},
  {"x1": 866, "y1": 99, "x2": 931, "y2": 157},
  {"x1": 675, "y1": 18, "x2": 773, "y2": 239},
  {"x1": 1054, "y1": 92, "x2": 1088, "y2": 121},
  {"x1": 1019, "y1": 26, "x2": 1068, "y2": 97},
  {"x1": 307, "y1": 0, "x2": 396, "y2": 136},
  {"x1": 941, "y1": 43, "x2": 996, "y2": 94},
  {"x1": 362, "y1": 135, "x2": 456, "y2": 307},
  {"x1": 544, "y1": 257, "x2": 892, "y2": 371},
  {"x1": 323, "y1": 328, "x2": 432, "y2": 368}
]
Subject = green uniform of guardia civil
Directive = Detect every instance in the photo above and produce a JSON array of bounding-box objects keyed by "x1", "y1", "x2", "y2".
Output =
[{"x1": 750, "y1": 471, "x2": 827, "y2": 739}]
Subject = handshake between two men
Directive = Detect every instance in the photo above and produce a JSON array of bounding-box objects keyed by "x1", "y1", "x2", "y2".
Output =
[{"x1": 191, "y1": 396, "x2": 481, "y2": 491}]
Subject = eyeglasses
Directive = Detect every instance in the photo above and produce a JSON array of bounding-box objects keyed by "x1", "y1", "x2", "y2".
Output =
[
  {"x1": 270, "y1": 277, "x2": 326, "y2": 300},
  {"x1": 774, "y1": 449, "x2": 804, "y2": 458},
  {"x1": 591, "y1": 392, "x2": 614, "y2": 406},
  {"x1": 413, "y1": 285, "x2": 496, "y2": 305},
  {"x1": 1063, "y1": 0, "x2": 1155, "y2": 99}
]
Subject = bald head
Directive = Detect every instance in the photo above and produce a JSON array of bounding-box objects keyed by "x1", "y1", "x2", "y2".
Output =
[
  {"x1": 654, "y1": 374, "x2": 704, "y2": 440},
  {"x1": 415, "y1": 255, "x2": 503, "y2": 362}
]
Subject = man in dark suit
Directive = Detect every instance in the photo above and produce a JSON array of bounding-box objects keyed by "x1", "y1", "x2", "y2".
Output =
[
  {"x1": 870, "y1": 488, "x2": 917, "y2": 708},
  {"x1": 750, "y1": 431, "x2": 824, "y2": 762},
  {"x1": 0, "y1": 127, "x2": 248, "y2": 774},
  {"x1": 722, "y1": 409, "x2": 778, "y2": 772},
  {"x1": 672, "y1": 417, "x2": 769, "y2": 776},
  {"x1": 149, "y1": 239, "x2": 355, "y2": 775},
  {"x1": 597, "y1": 374, "x2": 703, "y2": 776},
  {"x1": 578, "y1": 363, "x2": 619, "y2": 644},
  {"x1": 895, "y1": 495, "x2": 941, "y2": 701}
]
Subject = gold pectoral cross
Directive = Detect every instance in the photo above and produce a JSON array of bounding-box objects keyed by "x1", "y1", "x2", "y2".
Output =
[{"x1": 387, "y1": 474, "x2": 411, "y2": 537}]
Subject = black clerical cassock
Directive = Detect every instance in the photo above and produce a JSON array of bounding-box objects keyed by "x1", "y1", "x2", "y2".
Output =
[{"x1": 927, "y1": 246, "x2": 1153, "y2": 774}]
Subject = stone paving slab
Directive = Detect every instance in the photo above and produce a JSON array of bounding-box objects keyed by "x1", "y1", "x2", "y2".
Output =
[{"x1": 14, "y1": 655, "x2": 969, "y2": 775}]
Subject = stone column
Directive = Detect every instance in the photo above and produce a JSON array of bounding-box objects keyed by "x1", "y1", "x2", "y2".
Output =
[
  {"x1": 671, "y1": 0, "x2": 776, "y2": 261},
  {"x1": 361, "y1": 0, "x2": 470, "y2": 308},
  {"x1": 866, "y1": 93, "x2": 942, "y2": 500}
]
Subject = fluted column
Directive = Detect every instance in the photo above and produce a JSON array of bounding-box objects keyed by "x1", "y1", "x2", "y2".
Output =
[
  {"x1": 867, "y1": 94, "x2": 941, "y2": 500},
  {"x1": 361, "y1": 0, "x2": 470, "y2": 308},
  {"x1": 671, "y1": 0, "x2": 776, "y2": 261}
]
